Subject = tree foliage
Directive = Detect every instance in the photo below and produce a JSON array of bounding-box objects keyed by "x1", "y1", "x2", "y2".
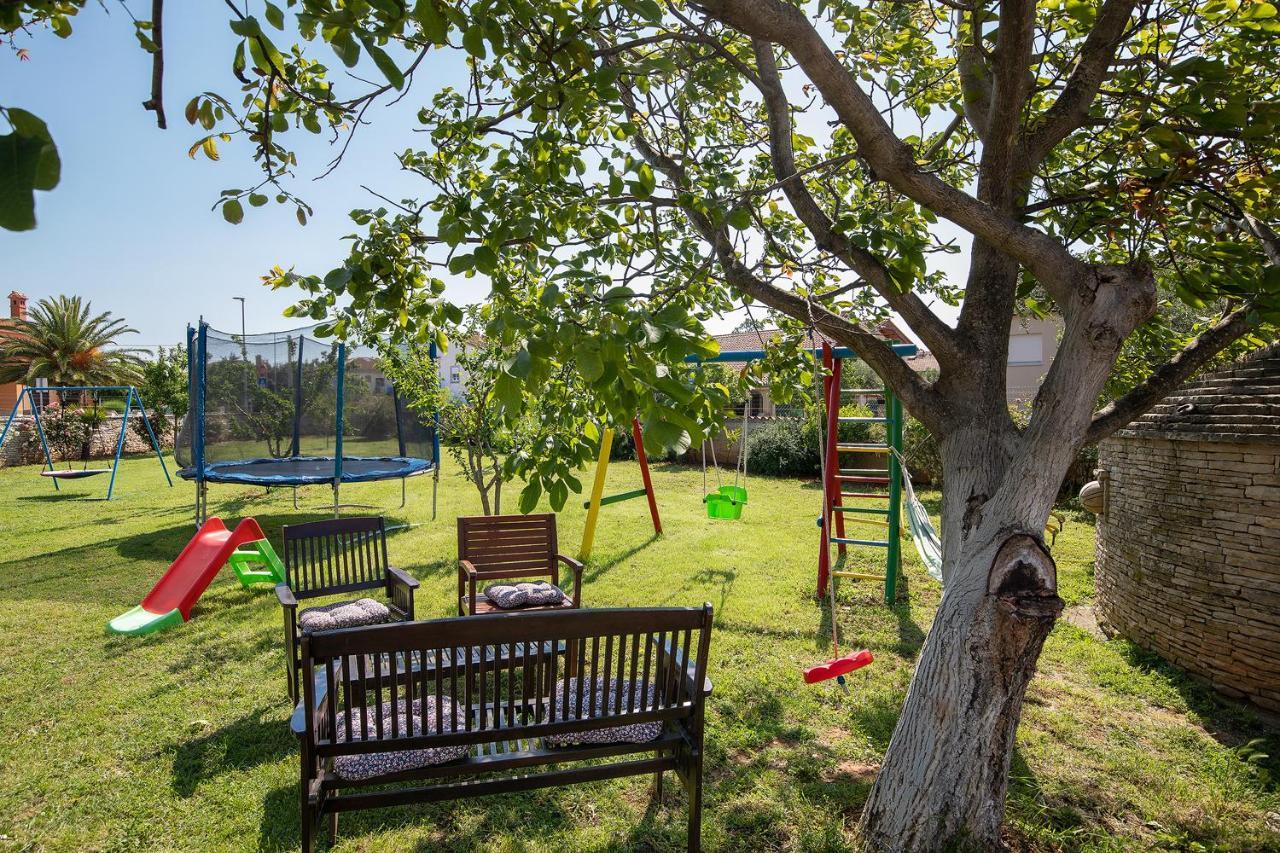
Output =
[
  {"x1": 0, "y1": 295, "x2": 144, "y2": 386},
  {"x1": 136, "y1": 345, "x2": 188, "y2": 445}
]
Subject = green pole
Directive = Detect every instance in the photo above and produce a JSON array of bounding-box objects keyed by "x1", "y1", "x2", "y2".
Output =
[{"x1": 884, "y1": 389, "x2": 904, "y2": 604}]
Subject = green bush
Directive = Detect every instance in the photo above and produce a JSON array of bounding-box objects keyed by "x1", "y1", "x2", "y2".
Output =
[{"x1": 745, "y1": 419, "x2": 819, "y2": 477}]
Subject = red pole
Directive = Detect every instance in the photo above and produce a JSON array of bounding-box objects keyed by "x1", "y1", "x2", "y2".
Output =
[
  {"x1": 817, "y1": 344, "x2": 838, "y2": 596},
  {"x1": 830, "y1": 357, "x2": 847, "y2": 551},
  {"x1": 632, "y1": 417, "x2": 662, "y2": 536}
]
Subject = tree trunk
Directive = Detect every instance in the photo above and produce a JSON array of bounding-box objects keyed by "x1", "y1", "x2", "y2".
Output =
[{"x1": 858, "y1": 523, "x2": 1062, "y2": 851}]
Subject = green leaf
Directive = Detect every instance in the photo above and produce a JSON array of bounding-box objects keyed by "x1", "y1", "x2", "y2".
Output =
[
  {"x1": 228, "y1": 16, "x2": 262, "y2": 38},
  {"x1": 575, "y1": 340, "x2": 604, "y2": 381},
  {"x1": 414, "y1": 0, "x2": 448, "y2": 44},
  {"x1": 264, "y1": 2, "x2": 285, "y2": 29},
  {"x1": 727, "y1": 206, "x2": 752, "y2": 230},
  {"x1": 506, "y1": 347, "x2": 532, "y2": 379},
  {"x1": 361, "y1": 38, "x2": 405, "y2": 89},
  {"x1": 518, "y1": 480, "x2": 542, "y2": 514},
  {"x1": 331, "y1": 33, "x2": 361, "y2": 67},
  {"x1": 474, "y1": 245, "x2": 499, "y2": 274},
  {"x1": 462, "y1": 25, "x2": 487, "y2": 59},
  {"x1": 448, "y1": 253, "x2": 475, "y2": 275},
  {"x1": 248, "y1": 192, "x2": 268, "y2": 207},
  {"x1": 633, "y1": 163, "x2": 656, "y2": 198},
  {"x1": 222, "y1": 199, "x2": 244, "y2": 224},
  {"x1": 0, "y1": 111, "x2": 61, "y2": 231}
]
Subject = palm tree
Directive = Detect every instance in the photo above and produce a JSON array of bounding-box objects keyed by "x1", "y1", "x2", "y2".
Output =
[{"x1": 0, "y1": 295, "x2": 145, "y2": 388}]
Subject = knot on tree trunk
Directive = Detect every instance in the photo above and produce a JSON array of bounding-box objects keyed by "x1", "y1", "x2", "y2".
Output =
[
  {"x1": 987, "y1": 534, "x2": 1064, "y2": 681},
  {"x1": 1080, "y1": 263, "x2": 1159, "y2": 348}
]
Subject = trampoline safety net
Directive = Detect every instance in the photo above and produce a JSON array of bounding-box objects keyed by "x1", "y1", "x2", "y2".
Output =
[{"x1": 176, "y1": 324, "x2": 436, "y2": 484}]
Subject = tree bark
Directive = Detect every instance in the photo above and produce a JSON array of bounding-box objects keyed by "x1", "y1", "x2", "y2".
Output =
[{"x1": 859, "y1": 525, "x2": 1062, "y2": 851}]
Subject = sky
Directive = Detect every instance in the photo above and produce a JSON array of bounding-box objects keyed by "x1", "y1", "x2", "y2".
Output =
[{"x1": 3, "y1": 5, "x2": 963, "y2": 351}]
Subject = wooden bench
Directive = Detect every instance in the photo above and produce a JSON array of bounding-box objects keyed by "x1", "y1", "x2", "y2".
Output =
[
  {"x1": 277, "y1": 516, "x2": 419, "y2": 702},
  {"x1": 292, "y1": 606, "x2": 714, "y2": 851},
  {"x1": 457, "y1": 513, "x2": 583, "y2": 615}
]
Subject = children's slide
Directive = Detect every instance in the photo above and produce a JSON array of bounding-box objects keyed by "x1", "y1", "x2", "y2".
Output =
[{"x1": 108, "y1": 517, "x2": 283, "y2": 636}]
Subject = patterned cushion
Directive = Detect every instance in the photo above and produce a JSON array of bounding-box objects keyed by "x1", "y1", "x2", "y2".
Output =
[
  {"x1": 298, "y1": 598, "x2": 391, "y2": 634},
  {"x1": 333, "y1": 697, "x2": 468, "y2": 782},
  {"x1": 544, "y1": 677, "x2": 663, "y2": 747},
  {"x1": 482, "y1": 581, "x2": 568, "y2": 610}
]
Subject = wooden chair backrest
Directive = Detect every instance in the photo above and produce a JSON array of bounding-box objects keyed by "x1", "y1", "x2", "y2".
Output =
[
  {"x1": 283, "y1": 516, "x2": 390, "y2": 600},
  {"x1": 457, "y1": 513, "x2": 558, "y2": 581},
  {"x1": 301, "y1": 606, "x2": 714, "y2": 756}
]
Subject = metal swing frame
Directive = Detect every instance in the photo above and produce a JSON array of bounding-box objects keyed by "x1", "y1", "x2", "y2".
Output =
[{"x1": 0, "y1": 385, "x2": 173, "y2": 500}]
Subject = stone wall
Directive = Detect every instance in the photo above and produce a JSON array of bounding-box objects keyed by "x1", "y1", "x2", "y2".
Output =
[
  {"x1": 0, "y1": 414, "x2": 175, "y2": 468},
  {"x1": 1095, "y1": 435, "x2": 1280, "y2": 711}
]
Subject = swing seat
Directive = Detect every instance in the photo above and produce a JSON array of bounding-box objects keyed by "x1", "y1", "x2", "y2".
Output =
[
  {"x1": 715, "y1": 485, "x2": 748, "y2": 505},
  {"x1": 41, "y1": 469, "x2": 113, "y2": 480},
  {"x1": 804, "y1": 649, "x2": 873, "y2": 684},
  {"x1": 703, "y1": 493, "x2": 743, "y2": 520}
]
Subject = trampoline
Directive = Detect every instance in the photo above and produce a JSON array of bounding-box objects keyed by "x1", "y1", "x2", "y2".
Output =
[{"x1": 176, "y1": 322, "x2": 439, "y2": 523}]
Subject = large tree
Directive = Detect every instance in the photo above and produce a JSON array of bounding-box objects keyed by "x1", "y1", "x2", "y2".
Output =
[{"x1": 9, "y1": 0, "x2": 1280, "y2": 848}]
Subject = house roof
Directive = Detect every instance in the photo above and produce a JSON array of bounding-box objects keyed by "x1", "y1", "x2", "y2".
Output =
[
  {"x1": 712, "y1": 320, "x2": 912, "y2": 359},
  {"x1": 1115, "y1": 343, "x2": 1280, "y2": 445}
]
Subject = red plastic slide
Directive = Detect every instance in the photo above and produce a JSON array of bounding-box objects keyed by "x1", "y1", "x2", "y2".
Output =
[{"x1": 107, "y1": 517, "x2": 268, "y2": 635}]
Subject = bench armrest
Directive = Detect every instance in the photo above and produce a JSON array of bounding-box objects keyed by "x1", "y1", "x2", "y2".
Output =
[
  {"x1": 289, "y1": 670, "x2": 328, "y2": 738},
  {"x1": 276, "y1": 583, "x2": 298, "y2": 609},
  {"x1": 387, "y1": 565, "x2": 418, "y2": 619},
  {"x1": 557, "y1": 554, "x2": 584, "y2": 604},
  {"x1": 654, "y1": 636, "x2": 713, "y2": 698},
  {"x1": 459, "y1": 559, "x2": 479, "y2": 615}
]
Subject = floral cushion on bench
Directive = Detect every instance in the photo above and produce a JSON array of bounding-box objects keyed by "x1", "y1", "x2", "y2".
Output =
[
  {"x1": 333, "y1": 697, "x2": 468, "y2": 782},
  {"x1": 482, "y1": 581, "x2": 569, "y2": 610},
  {"x1": 544, "y1": 677, "x2": 663, "y2": 747},
  {"x1": 298, "y1": 598, "x2": 391, "y2": 634}
]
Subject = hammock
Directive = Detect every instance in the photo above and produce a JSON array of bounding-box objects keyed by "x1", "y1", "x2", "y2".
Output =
[{"x1": 893, "y1": 449, "x2": 943, "y2": 582}]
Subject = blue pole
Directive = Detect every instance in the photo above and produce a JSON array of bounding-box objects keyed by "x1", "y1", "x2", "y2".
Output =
[
  {"x1": 428, "y1": 340, "x2": 440, "y2": 467},
  {"x1": 0, "y1": 388, "x2": 25, "y2": 458},
  {"x1": 334, "y1": 342, "x2": 345, "y2": 483},
  {"x1": 196, "y1": 324, "x2": 207, "y2": 474},
  {"x1": 106, "y1": 388, "x2": 133, "y2": 500},
  {"x1": 292, "y1": 335, "x2": 304, "y2": 456},
  {"x1": 30, "y1": 390, "x2": 59, "y2": 491},
  {"x1": 133, "y1": 388, "x2": 173, "y2": 486}
]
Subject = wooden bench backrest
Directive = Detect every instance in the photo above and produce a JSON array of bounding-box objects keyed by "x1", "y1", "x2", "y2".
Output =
[
  {"x1": 283, "y1": 516, "x2": 390, "y2": 600},
  {"x1": 301, "y1": 606, "x2": 713, "y2": 757},
  {"x1": 457, "y1": 513, "x2": 558, "y2": 581}
]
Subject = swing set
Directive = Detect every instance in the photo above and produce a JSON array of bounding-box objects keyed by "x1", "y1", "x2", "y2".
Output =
[
  {"x1": 0, "y1": 385, "x2": 172, "y2": 500},
  {"x1": 700, "y1": 394, "x2": 753, "y2": 520},
  {"x1": 577, "y1": 417, "x2": 663, "y2": 560}
]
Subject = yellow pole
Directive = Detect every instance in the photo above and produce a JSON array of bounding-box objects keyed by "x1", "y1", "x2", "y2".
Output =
[{"x1": 578, "y1": 426, "x2": 615, "y2": 561}]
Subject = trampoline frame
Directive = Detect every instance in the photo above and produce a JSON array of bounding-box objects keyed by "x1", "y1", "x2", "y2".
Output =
[{"x1": 182, "y1": 322, "x2": 441, "y2": 524}]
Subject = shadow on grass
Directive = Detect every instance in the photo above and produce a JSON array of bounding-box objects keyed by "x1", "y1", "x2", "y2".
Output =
[
  {"x1": 1116, "y1": 640, "x2": 1280, "y2": 759},
  {"x1": 583, "y1": 533, "x2": 661, "y2": 584},
  {"x1": 258, "y1": 782, "x2": 588, "y2": 851},
  {"x1": 689, "y1": 567, "x2": 737, "y2": 615},
  {"x1": 173, "y1": 706, "x2": 294, "y2": 798}
]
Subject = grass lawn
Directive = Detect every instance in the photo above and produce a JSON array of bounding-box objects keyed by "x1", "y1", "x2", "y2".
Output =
[{"x1": 0, "y1": 454, "x2": 1276, "y2": 851}]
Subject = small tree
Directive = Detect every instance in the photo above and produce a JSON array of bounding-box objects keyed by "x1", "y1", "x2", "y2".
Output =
[{"x1": 137, "y1": 346, "x2": 188, "y2": 446}]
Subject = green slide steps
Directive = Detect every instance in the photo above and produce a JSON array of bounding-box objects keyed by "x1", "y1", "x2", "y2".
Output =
[
  {"x1": 107, "y1": 605, "x2": 185, "y2": 636},
  {"x1": 226, "y1": 539, "x2": 285, "y2": 588}
]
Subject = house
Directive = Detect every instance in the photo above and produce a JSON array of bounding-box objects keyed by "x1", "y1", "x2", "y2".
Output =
[
  {"x1": 900, "y1": 314, "x2": 1062, "y2": 402},
  {"x1": 0, "y1": 292, "x2": 32, "y2": 416}
]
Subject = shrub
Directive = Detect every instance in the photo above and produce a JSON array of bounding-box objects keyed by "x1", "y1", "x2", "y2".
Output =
[{"x1": 745, "y1": 419, "x2": 819, "y2": 477}]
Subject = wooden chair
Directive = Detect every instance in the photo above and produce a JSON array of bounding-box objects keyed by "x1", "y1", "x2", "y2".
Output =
[
  {"x1": 293, "y1": 606, "x2": 715, "y2": 852},
  {"x1": 277, "y1": 516, "x2": 418, "y2": 701},
  {"x1": 457, "y1": 513, "x2": 583, "y2": 615}
]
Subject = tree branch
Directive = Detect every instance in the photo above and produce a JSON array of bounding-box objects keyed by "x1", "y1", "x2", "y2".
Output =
[
  {"x1": 1085, "y1": 302, "x2": 1258, "y2": 443},
  {"x1": 751, "y1": 39, "x2": 964, "y2": 367},
  {"x1": 1024, "y1": 0, "x2": 1143, "y2": 161},
  {"x1": 141, "y1": 0, "x2": 166, "y2": 129},
  {"x1": 696, "y1": 0, "x2": 1086, "y2": 302}
]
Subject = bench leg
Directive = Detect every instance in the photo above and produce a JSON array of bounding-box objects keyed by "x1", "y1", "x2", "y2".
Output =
[
  {"x1": 652, "y1": 768, "x2": 664, "y2": 802},
  {"x1": 300, "y1": 790, "x2": 316, "y2": 853},
  {"x1": 687, "y1": 771, "x2": 702, "y2": 853},
  {"x1": 328, "y1": 790, "x2": 338, "y2": 841}
]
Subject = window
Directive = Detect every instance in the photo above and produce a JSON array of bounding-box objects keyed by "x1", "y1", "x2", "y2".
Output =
[
  {"x1": 450, "y1": 366, "x2": 461, "y2": 384},
  {"x1": 1008, "y1": 334, "x2": 1043, "y2": 366},
  {"x1": 375, "y1": 377, "x2": 385, "y2": 391}
]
